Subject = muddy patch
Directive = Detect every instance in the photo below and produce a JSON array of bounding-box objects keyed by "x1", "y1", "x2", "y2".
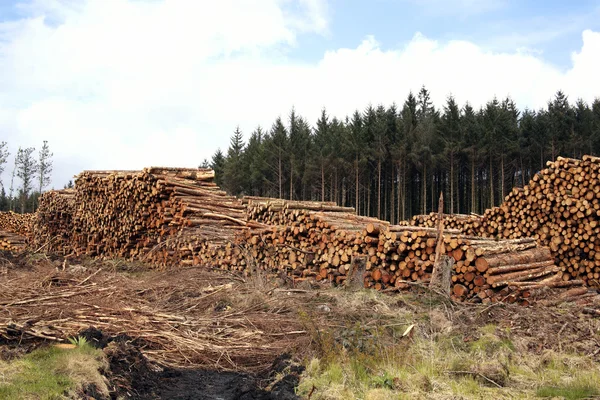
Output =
[{"x1": 79, "y1": 328, "x2": 302, "y2": 400}]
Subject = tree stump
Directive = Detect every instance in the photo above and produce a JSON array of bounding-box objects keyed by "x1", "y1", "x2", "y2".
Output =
[
  {"x1": 430, "y1": 254, "x2": 454, "y2": 295},
  {"x1": 345, "y1": 255, "x2": 367, "y2": 290}
]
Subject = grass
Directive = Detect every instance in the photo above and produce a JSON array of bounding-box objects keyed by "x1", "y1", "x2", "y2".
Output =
[
  {"x1": 0, "y1": 338, "x2": 108, "y2": 400},
  {"x1": 296, "y1": 289, "x2": 600, "y2": 400}
]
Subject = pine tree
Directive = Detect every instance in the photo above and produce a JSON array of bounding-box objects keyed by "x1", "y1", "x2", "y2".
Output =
[
  {"x1": 210, "y1": 149, "x2": 226, "y2": 188},
  {"x1": 440, "y1": 95, "x2": 462, "y2": 213},
  {"x1": 223, "y1": 126, "x2": 246, "y2": 196},
  {"x1": 547, "y1": 90, "x2": 574, "y2": 160},
  {"x1": 592, "y1": 99, "x2": 600, "y2": 155},
  {"x1": 244, "y1": 127, "x2": 268, "y2": 196},
  {"x1": 0, "y1": 186, "x2": 7, "y2": 211},
  {"x1": 265, "y1": 117, "x2": 288, "y2": 198},
  {"x1": 461, "y1": 103, "x2": 481, "y2": 213},
  {"x1": 312, "y1": 108, "x2": 332, "y2": 201},
  {"x1": 288, "y1": 108, "x2": 311, "y2": 200},
  {"x1": 573, "y1": 99, "x2": 594, "y2": 157},
  {"x1": 372, "y1": 104, "x2": 389, "y2": 219},
  {"x1": 345, "y1": 111, "x2": 365, "y2": 212}
]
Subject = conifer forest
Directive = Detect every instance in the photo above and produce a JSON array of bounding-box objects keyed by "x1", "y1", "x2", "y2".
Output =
[{"x1": 211, "y1": 88, "x2": 600, "y2": 223}]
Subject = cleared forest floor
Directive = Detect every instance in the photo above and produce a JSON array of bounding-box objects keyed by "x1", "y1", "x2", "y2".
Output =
[{"x1": 1, "y1": 251, "x2": 599, "y2": 399}]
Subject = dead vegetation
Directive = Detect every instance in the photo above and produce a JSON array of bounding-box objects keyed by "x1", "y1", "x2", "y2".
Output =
[{"x1": 1, "y1": 250, "x2": 599, "y2": 399}]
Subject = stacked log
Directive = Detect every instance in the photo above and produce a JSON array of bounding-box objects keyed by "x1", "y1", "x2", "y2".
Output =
[
  {"x1": 478, "y1": 156, "x2": 600, "y2": 286},
  {"x1": 235, "y1": 199, "x2": 559, "y2": 303},
  {"x1": 33, "y1": 189, "x2": 76, "y2": 254},
  {"x1": 29, "y1": 168, "x2": 583, "y2": 305},
  {"x1": 45, "y1": 167, "x2": 251, "y2": 267},
  {"x1": 406, "y1": 213, "x2": 482, "y2": 235},
  {"x1": 0, "y1": 211, "x2": 34, "y2": 237},
  {"x1": 407, "y1": 156, "x2": 600, "y2": 288},
  {"x1": 0, "y1": 231, "x2": 27, "y2": 251},
  {"x1": 0, "y1": 211, "x2": 33, "y2": 252}
]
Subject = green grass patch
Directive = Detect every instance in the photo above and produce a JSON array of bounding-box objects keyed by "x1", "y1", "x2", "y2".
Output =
[
  {"x1": 536, "y1": 384, "x2": 598, "y2": 400},
  {"x1": 296, "y1": 292, "x2": 600, "y2": 400},
  {"x1": 0, "y1": 339, "x2": 108, "y2": 399}
]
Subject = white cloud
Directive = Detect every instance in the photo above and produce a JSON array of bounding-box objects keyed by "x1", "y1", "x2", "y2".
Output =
[
  {"x1": 402, "y1": 0, "x2": 507, "y2": 17},
  {"x1": 0, "y1": 0, "x2": 599, "y2": 190}
]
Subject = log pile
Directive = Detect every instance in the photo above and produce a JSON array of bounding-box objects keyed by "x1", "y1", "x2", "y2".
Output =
[
  {"x1": 475, "y1": 156, "x2": 600, "y2": 286},
  {"x1": 407, "y1": 156, "x2": 600, "y2": 288},
  {"x1": 32, "y1": 189, "x2": 76, "y2": 254},
  {"x1": 0, "y1": 211, "x2": 33, "y2": 252},
  {"x1": 29, "y1": 166, "x2": 595, "y2": 305},
  {"x1": 34, "y1": 167, "x2": 253, "y2": 267},
  {"x1": 405, "y1": 213, "x2": 482, "y2": 236},
  {"x1": 233, "y1": 197, "x2": 560, "y2": 303}
]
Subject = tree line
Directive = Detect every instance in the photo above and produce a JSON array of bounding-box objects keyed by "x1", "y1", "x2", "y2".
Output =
[
  {"x1": 0, "y1": 141, "x2": 55, "y2": 213},
  {"x1": 208, "y1": 88, "x2": 600, "y2": 224}
]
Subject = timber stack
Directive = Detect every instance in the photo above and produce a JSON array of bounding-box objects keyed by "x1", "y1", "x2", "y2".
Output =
[
  {"x1": 408, "y1": 156, "x2": 600, "y2": 287},
  {"x1": 32, "y1": 189, "x2": 76, "y2": 254},
  {"x1": 236, "y1": 197, "x2": 564, "y2": 303},
  {"x1": 477, "y1": 156, "x2": 600, "y2": 286},
  {"x1": 405, "y1": 213, "x2": 482, "y2": 235},
  {"x1": 67, "y1": 167, "x2": 251, "y2": 267},
  {"x1": 29, "y1": 166, "x2": 597, "y2": 306},
  {"x1": 0, "y1": 211, "x2": 34, "y2": 252}
]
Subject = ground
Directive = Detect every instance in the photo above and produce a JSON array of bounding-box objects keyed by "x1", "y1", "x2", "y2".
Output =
[{"x1": 0, "y1": 250, "x2": 599, "y2": 399}]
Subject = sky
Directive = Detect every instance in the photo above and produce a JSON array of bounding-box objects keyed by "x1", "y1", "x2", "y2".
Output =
[{"x1": 0, "y1": 0, "x2": 600, "y2": 189}]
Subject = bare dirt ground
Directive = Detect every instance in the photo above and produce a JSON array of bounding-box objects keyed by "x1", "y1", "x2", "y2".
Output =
[{"x1": 1, "y1": 250, "x2": 600, "y2": 399}]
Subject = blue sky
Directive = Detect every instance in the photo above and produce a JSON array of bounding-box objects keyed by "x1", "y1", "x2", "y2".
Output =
[
  {"x1": 0, "y1": 0, "x2": 599, "y2": 187},
  {"x1": 288, "y1": 0, "x2": 600, "y2": 69}
]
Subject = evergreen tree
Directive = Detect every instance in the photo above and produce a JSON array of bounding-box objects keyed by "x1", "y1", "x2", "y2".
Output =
[
  {"x1": 573, "y1": 99, "x2": 594, "y2": 157},
  {"x1": 264, "y1": 117, "x2": 288, "y2": 198},
  {"x1": 440, "y1": 95, "x2": 462, "y2": 213},
  {"x1": 223, "y1": 126, "x2": 246, "y2": 196},
  {"x1": 210, "y1": 149, "x2": 226, "y2": 188},
  {"x1": 312, "y1": 108, "x2": 333, "y2": 201},
  {"x1": 548, "y1": 90, "x2": 574, "y2": 160},
  {"x1": 592, "y1": 98, "x2": 600, "y2": 154},
  {"x1": 461, "y1": 103, "x2": 481, "y2": 213},
  {"x1": 345, "y1": 110, "x2": 365, "y2": 212},
  {"x1": 244, "y1": 127, "x2": 268, "y2": 196},
  {"x1": 0, "y1": 186, "x2": 7, "y2": 211}
]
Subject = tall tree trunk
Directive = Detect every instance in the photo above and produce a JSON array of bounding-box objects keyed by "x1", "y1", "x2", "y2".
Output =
[
  {"x1": 367, "y1": 181, "x2": 371, "y2": 217},
  {"x1": 355, "y1": 156, "x2": 359, "y2": 213},
  {"x1": 289, "y1": 162, "x2": 293, "y2": 200},
  {"x1": 471, "y1": 151, "x2": 476, "y2": 214},
  {"x1": 501, "y1": 154, "x2": 505, "y2": 201},
  {"x1": 377, "y1": 158, "x2": 382, "y2": 219},
  {"x1": 422, "y1": 164, "x2": 427, "y2": 215},
  {"x1": 278, "y1": 155, "x2": 282, "y2": 199},
  {"x1": 334, "y1": 168, "x2": 338, "y2": 205},
  {"x1": 402, "y1": 158, "x2": 407, "y2": 220},
  {"x1": 489, "y1": 153, "x2": 494, "y2": 208},
  {"x1": 397, "y1": 161, "x2": 401, "y2": 223},
  {"x1": 391, "y1": 163, "x2": 395, "y2": 224},
  {"x1": 520, "y1": 155, "x2": 525, "y2": 187},
  {"x1": 321, "y1": 162, "x2": 325, "y2": 202},
  {"x1": 450, "y1": 151, "x2": 454, "y2": 214}
]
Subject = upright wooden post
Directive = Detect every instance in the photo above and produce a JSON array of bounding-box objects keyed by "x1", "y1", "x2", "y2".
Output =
[{"x1": 430, "y1": 192, "x2": 453, "y2": 295}]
